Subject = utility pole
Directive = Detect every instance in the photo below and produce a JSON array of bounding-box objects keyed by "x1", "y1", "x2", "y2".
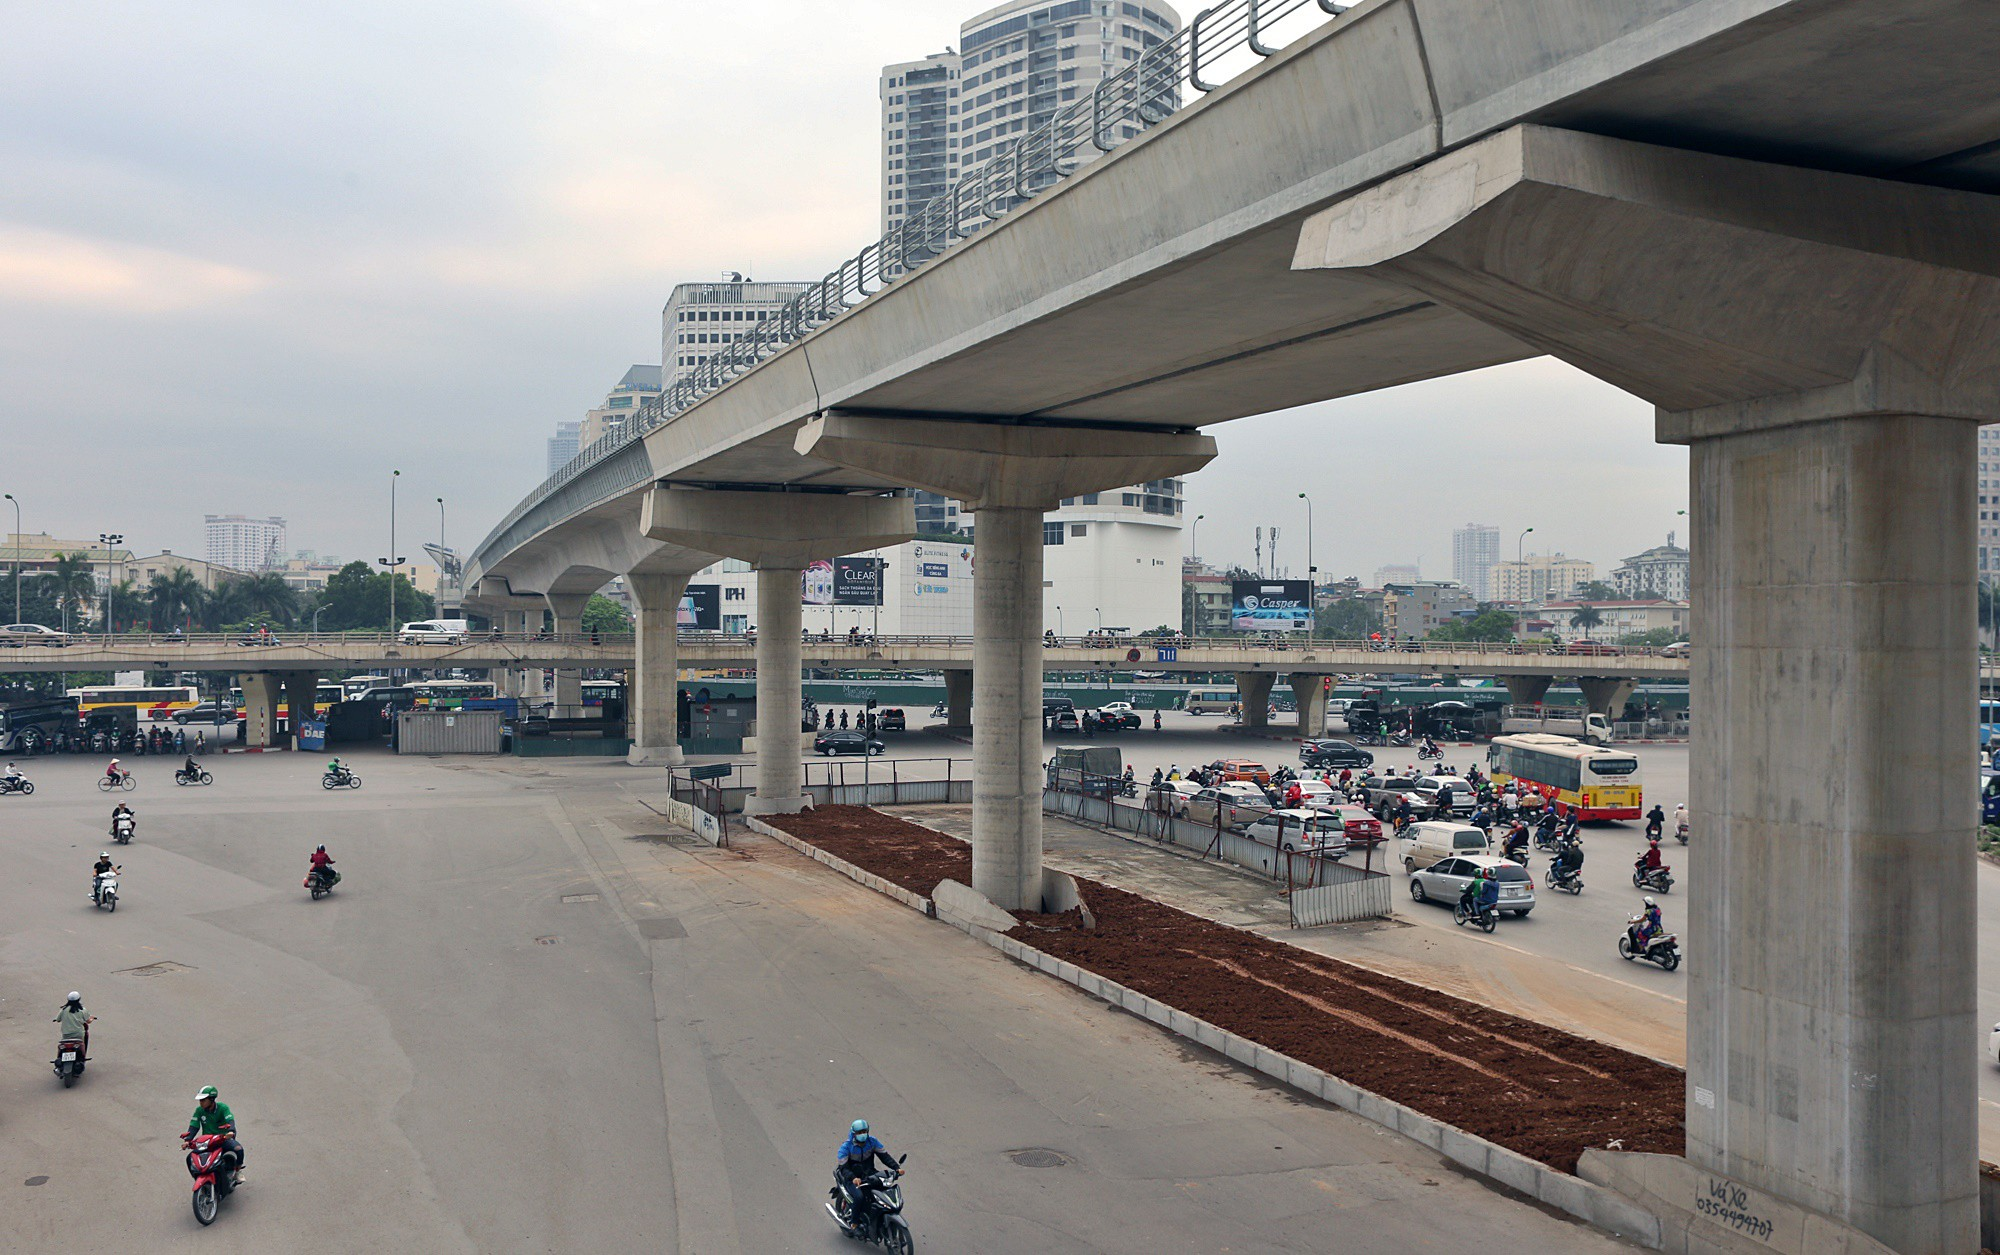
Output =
[
  {"x1": 1516, "y1": 526, "x2": 1535, "y2": 640},
  {"x1": 378, "y1": 470, "x2": 405, "y2": 638},
  {"x1": 98, "y1": 533, "x2": 124, "y2": 640},
  {"x1": 4, "y1": 493, "x2": 18, "y2": 626}
]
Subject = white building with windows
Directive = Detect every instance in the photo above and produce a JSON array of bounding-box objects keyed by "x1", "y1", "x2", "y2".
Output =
[
  {"x1": 578, "y1": 364, "x2": 663, "y2": 449},
  {"x1": 1490, "y1": 553, "x2": 1595, "y2": 603},
  {"x1": 661, "y1": 279, "x2": 813, "y2": 390},
  {"x1": 204, "y1": 515, "x2": 285, "y2": 572},
  {"x1": 1451, "y1": 523, "x2": 1500, "y2": 601},
  {"x1": 880, "y1": 2, "x2": 1181, "y2": 233},
  {"x1": 1610, "y1": 536, "x2": 1691, "y2": 600},
  {"x1": 1042, "y1": 480, "x2": 1185, "y2": 634},
  {"x1": 1980, "y1": 425, "x2": 2000, "y2": 585},
  {"x1": 546, "y1": 422, "x2": 581, "y2": 476}
]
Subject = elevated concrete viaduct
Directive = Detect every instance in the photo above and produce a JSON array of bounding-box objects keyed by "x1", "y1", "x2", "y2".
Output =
[{"x1": 457, "y1": 2, "x2": 2000, "y2": 1247}]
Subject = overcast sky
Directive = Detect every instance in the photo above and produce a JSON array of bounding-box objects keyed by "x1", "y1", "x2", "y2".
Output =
[{"x1": 2, "y1": 1, "x2": 1686, "y2": 581}]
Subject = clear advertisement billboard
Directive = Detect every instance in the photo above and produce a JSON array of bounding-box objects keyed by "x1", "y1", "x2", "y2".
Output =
[
  {"x1": 1230, "y1": 579, "x2": 1313, "y2": 633},
  {"x1": 802, "y1": 558, "x2": 886, "y2": 606}
]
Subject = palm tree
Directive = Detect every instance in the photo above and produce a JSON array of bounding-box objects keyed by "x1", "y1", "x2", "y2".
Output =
[
  {"x1": 48, "y1": 552, "x2": 95, "y2": 634},
  {"x1": 1569, "y1": 604, "x2": 1605, "y2": 640},
  {"x1": 205, "y1": 579, "x2": 253, "y2": 630},
  {"x1": 240, "y1": 571, "x2": 298, "y2": 626},
  {"x1": 148, "y1": 568, "x2": 206, "y2": 631},
  {"x1": 106, "y1": 579, "x2": 142, "y2": 633}
]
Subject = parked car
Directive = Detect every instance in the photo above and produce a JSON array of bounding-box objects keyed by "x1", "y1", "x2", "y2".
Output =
[
  {"x1": 1052, "y1": 709, "x2": 1081, "y2": 733},
  {"x1": 0, "y1": 623, "x2": 68, "y2": 647},
  {"x1": 1098, "y1": 701, "x2": 1137, "y2": 717},
  {"x1": 876, "y1": 708, "x2": 906, "y2": 733},
  {"x1": 1184, "y1": 781, "x2": 1272, "y2": 830},
  {"x1": 813, "y1": 730, "x2": 884, "y2": 756},
  {"x1": 398, "y1": 619, "x2": 470, "y2": 645},
  {"x1": 1398, "y1": 820, "x2": 1494, "y2": 872},
  {"x1": 1244, "y1": 808, "x2": 1348, "y2": 857},
  {"x1": 1408, "y1": 854, "x2": 1536, "y2": 917},
  {"x1": 174, "y1": 702, "x2": 239, "y2": 726},
  {"x1": 1092, "y1": 707, "x2": 1141, "y2": 731},
  {"x1": 1562, "y1": 640, "x2": 1620, "y2": 656},
  {"x1": 1661, "y1": 641, "x2": 1691, "y2": 658},
  {"x1": 1301, "y1": 738, "x2": 1373, "y2": 769}
]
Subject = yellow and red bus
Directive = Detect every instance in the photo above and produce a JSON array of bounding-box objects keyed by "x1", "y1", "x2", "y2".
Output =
[
  {"x1": 1486, "y1": 733, "x2": 1643, "y2": 821},
  {"x1": 66, "y1": 685, "x2": 199, "y2": 723}
]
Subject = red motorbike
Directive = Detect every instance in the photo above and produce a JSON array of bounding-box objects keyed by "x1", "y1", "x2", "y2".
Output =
[{"x1": 181, "y1": 1132, "x2": 241, "y2": 1225}]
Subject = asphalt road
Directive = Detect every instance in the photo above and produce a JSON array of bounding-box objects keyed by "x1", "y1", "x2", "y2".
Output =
[{"x1": 1, "y1": 748, "x2": 1637, "y2": 1253}]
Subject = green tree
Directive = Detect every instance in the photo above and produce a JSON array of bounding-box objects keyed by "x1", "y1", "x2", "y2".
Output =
[
  {"x1": 104, "y1": 579, "x2": 144, "y2": 633},
  {"x1": 48, "y1": 552, "x2": 96, "y2": 633},
  {"x1": 148, "y1": 568, "x2": 206, "y2": 631},
  {"x1": 1, "y1": 571, "x2": 62, "y2": 629},
  {"x1": 310, "y1": 561, "x2": 433, "y2": 631},
  {"x1": 1569, "y1": 605, "x2": 1606, "y2": 639},
  {"x1": 1576, "y1": 580, "x2": 1617, "y2": 600},
  {"x1": 204, "y1": 579, "x2": 255, "y2": 629},
  {"x1": 581, "y1": 593, "x2": 632, "y2": 634},
  {"x1": 240, "y1": 571, "x2": 299, "y2": 626},
  {"x1": 1619, "y1": 627, "x2": 1681, "y2": 648},
  {"x1": 1429, "y1": 608, "x2": 1520, "y2": 643},
  {"x1": 1314, "y1": 597, "x2": 1382, "y2": 640}
]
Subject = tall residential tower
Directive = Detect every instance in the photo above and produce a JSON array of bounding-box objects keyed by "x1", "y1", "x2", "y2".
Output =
[{"x1": 1451, "y1": 523, "x2": 1500, "y2": 601}]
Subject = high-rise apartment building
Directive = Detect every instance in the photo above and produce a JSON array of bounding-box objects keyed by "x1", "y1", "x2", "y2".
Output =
[
  {"x1": 1610, "y1": 535, "x2": 1691, "y2": 600},
  {"x1": 546, "y1": 422, "x2": 581, "y2": 476},
  {"x1": 1372, "y1": 564, "x2": 1420, "y2": 588},
  {"x1": 661, "y1": 279, "x2": 814, "y2": 390},
  {"x1": 1980, "y1": 425, "x2": 2000, "y2": 585},
  {"x1": 205, "y1": 515, "x2": 286, "y2": 572},
  {"x1": 578, "y1": 364, "x2": 663, "y2": 449},
  {"x1": 1490, "y1": 553, "x2": 1595, "y2": 603},
  {"x1": 1451, "y1": 523, "x2": 1500, "y2": 601},
  {"x1": 880, "y1": 2, "x2": 1181, "y2": 235}
]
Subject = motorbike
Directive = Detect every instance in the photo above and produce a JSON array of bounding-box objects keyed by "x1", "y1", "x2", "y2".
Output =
[
  {"x1": 0, "y1": 775, "x2": 32, "y2": 796},
  {"x1": 1388, "y1": 732, "x2": 1413, "y2": 748},
  {"x1": 93, "y1": 870, "x2": 119, "y2": 912},
  {"x1": 1532, "y1": 822, "x2": 1563, "y2": 852},
  {"x1": 182, "y1": 1132, "x2": 242, "y2": 1225},
  {"x1": 1116, "y1": 777, "x2": 1138, "y2": 798},
  {"x1": 1355, "y1": 731, "x2": 1386, "y2": 747},
  {"x1": 826, "y1": 1154, "x2": 913, "y2": 1252},
  {"x1": 1501, "y1": 845, "x2": 1530, "y2": 867},
  {"x1": 1453, "y1": 895, "x2": 1498, "y2": 933},
  {"x1": 1674, "y1": 819, "x2": 1689, "y2": 846},
  {"x1": 174, "y1": 766, "x2": 213, "y2": 786},
  {"x1": 1548, "y1": 860, "x2": 1584, "y2": 894},
  {"x1": 321, "y1": 769, "x2": 362, "y2": 790},
  {"x1": 113, "y1": 815, "x2": 135, "y2": 844},
  {"x1": 97, "y1": 770, "x2": 135, "y2": 793},
  {"x1": 305, "y1": 865, "x2": 340, "y2": 899},
  {"x1": 1619, "y1": 916, "x2": 1682, "y2": 971},
  {"x1": 1417, "y1": 741, "x2": 1443, "y2": 761},
  {"x1": 1631, "y1": 856, "x2": 1674, "y2": 894},
  {"x1": 53, "y1": 1036, "x2": 87, "y2": 1087}
]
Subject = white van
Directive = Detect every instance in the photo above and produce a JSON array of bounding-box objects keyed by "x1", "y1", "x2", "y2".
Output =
[
  {"x1": 398, "y1": 619, "x2": 469, "y2": 645},
  {"x1": 1182, "y1": 688, "x2": 1238, "y2": 715},
  {"x1": 1399, "y1": 821, "x2": 1493, "y2": 872}
]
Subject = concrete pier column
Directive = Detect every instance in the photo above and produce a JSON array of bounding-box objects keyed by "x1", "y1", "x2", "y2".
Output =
[
  {"x1": 1234, "y1": 673, "x2": 1273, "y2": 730},
  {"x1": 238, "y1": 673, "x2": 279, "y2": 749},
  {"x1": 1289, "y1": 674, "x2": 1327, "y2": 738},
  {"x1": 749, "y1": 567, "x2": 805, "y2": 813},
  {"x1": 1687, "y1": 414, "x2": 1976, "y2": 1245},
  {"x1": 971, "y1": 508, "x2": 1044, "y2": 910},
  {"x1": 942, "y1": 668, "x2": 973, "y2": 730},
  {"x1": 627, "y1": 573, "x2": 689, "y2": 766},
  {"x1": 1502, "y1": 675, "x2": 1553, "y2": 708},
  {"x1": 1574, "y1": 678, "x2": 1633, "y2": 722},
  {"x1": 279, "y1": 670, "x2": 319, "y2": 747},
  {"x1": 544, "y1": 593, "x2": 589, "y2": 714}
]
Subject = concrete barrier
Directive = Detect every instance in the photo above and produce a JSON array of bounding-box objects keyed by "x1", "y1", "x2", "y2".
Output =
[
  {"x1": 738, "y1": 814, "x2": 934, "y2": 916},
  {"x1": 1578, "y1": 1150, "x2": 1896, "y2": 1255}
]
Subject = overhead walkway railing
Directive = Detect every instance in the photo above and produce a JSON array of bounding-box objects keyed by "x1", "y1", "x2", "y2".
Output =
[{"x1": 474, "y1": 0, "x2": 1348, "y2": 568}]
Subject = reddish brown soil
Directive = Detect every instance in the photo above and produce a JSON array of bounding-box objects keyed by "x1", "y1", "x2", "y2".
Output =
[
  {"x1": 766, "y1": 806, "x2": 1684, "y2": 1174},
  {"x1": 763, "y1": 806, "x2": 969, "y2": 897}
]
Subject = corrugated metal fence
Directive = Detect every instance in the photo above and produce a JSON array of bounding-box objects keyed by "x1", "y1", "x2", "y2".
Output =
[{"x1": 395, "y1": 710, "x2": 503, "y2": 754}]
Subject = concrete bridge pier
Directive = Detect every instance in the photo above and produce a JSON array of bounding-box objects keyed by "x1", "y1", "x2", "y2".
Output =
[
  {"x1": 626, "y1": 573, "x2": 691, "y2": 765},
  {"x1": 642, "y1": 485, "x2": 914, "y2": 815},
  {"x1": 281, "y1": 671, "x2": 319, "y2": 746},
  {"x1": 797, "y1": 412, "x2": 1213, "y2": 909},
  {"x1": 1295, "y1": 123, "x2": 2000, "y2": 1253},
  {"x1": 1234, "y1": 673, "x2": 1274, "y2": 732},
  {"x1": 238, "y1": 673, "x2": 281, "y2": 749},
  {"x1": 1502, "y1": 675, "x2": 1552, "y2": 709},
  {"x1": 1288, "y1": 675, "x2": 1326, "y2": 738},
  {"x1": 942, "y1": 668, "x2": 972, "y2": 730},
  {"x1": 1574, "y1": 678, "x2": 1633, "y2": 723},
  {"x1": 543, "y1": 593, "x2": 590, "y2": 714}
]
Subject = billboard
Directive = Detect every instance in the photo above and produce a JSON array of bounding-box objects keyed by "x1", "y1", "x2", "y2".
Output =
[
  {"x1": 678, "y1": 584, "x2": 720, "y2": 630},
  {"x1": 1230, "y1": 580, "x2": 1313, "y2": 633},
  {"x1": 802, "y1": 558, "x2": 886, "y2": 606}
]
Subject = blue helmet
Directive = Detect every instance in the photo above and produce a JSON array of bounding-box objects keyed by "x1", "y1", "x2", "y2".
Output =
[{"x1": 850, "y1": 1119, "x2": 869, "y2": 1137}]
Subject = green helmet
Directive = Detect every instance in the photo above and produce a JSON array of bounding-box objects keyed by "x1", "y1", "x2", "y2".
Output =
[{"x1": 195, "y1": 1085, "x2": 219, "y2": 1102}]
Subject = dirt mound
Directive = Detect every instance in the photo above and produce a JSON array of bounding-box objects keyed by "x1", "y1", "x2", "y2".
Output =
[{"x1": 766, "y1": 806, "x2": 1684, "y2": 1174}]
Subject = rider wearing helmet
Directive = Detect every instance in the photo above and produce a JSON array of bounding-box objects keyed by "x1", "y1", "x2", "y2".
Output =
[
  {"x1": 3, "y1": 761, "x2": 22, "y2": 785},
  {"x1": 308, "y1": 844, "x2": 338, "y2": 890},
  {"x1": 1632, "y1": 896, "x2": 1665, "y2": 950},
  {"x1": 91, "y1": 851, "x2": 118, "y2": 903},
  {"x1": 56, "y1": 991, "x2": 93, "y2": 1052},
  {"x1": 835, "y1": 1118, "x2": 897, "y2": 1232},
  {"x1": 187, "y1": 1086, "x2": 243, "y2": 1175},
  {"x1": 1457, "y1": 866, "x2": 1500, "y2": 918},
  {"x1": 1644, "y1": 803, "x2": 1666, "y2": 841}
]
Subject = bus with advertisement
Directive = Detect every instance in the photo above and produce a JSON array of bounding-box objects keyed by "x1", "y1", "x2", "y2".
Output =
[
  {"x1": 1485, "y1": 732, "x2": 1643, "y2": 821},
  {"x1": 66, "y1": 685, "x2": 199, "y2": 723},
  {"x1": 413, "y1": 680, "x2": 497, "y2": 709}
]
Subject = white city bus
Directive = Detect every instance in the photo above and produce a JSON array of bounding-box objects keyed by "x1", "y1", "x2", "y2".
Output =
[
  {"x1": 66, "y1": 685, "x2": 199, "y2": 722},
  {"x1": 1486, "y1": 733, "x2": 1643, "y2": 821}
]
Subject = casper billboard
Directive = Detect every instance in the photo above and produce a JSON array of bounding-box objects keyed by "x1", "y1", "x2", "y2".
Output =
[{"x1": 1230, "y1": 580, "x2": 1313, "y2": 633}]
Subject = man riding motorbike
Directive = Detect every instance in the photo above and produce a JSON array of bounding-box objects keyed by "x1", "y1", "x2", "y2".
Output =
[
  {"x1": 1644, "y1": 803, "x2": 1666, "y2": 841},
  {"x1": 1501, "y1": 821, "x2": 1531, "y2": 862},
  {"x1": 181, "y1": 752, "x2": 201, "y2": 780},
  {"x1": 326, "y1": 756, "x2": 348, "y2": 783},
  {"x1": 1458, "y1": 867, "x2": 1500, "y2": 921},
  {"x1": 92, "y1": 852, "x2": 119, "y2": 903},
  {"x1": 110, "y1": 802, "x2": 135, "y2": 842},
  {"x1": 1551, "y1": 835, "x2": 1585, "y2": 885},
  {"x1": 1672, "y1": 802, "x2": 1689, "y2": 840},
  {"x1": 187, "y1": 1086, "x2": 244, "y2": 1177},
  {"x1": 835, "y1": 1118, "x2": 898, "y2": 1233},
  {"x1": 308, "y1": 844, "x2": 338, "y2": 890},
  {"x1": 3, "y1": 761, "x2": 23, "y2": 787}
]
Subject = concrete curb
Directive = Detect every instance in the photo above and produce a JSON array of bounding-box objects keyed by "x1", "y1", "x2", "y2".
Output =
[
  {"x1": 738, "y1": 814, "x2": 936, "y2": 916},
  {"x1": 754, "y1": 820, "x2": 1661, "y2": 1248}
]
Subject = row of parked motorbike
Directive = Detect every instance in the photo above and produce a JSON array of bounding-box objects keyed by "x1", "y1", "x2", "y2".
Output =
[{"x1": 11, "y1": 726, "x2": 214, "y2": 756}]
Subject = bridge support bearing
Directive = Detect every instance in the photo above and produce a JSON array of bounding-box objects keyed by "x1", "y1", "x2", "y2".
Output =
[
  {"x1": 1288, "y1": 674, "x2": 1327, "y2": 738},
  {"x1": 795, "y1": 413, "x2": 1216, "y2": 910},
  {"x1": 942, "y1": 668, "x2": 972, "y2": 731},
  {"x1": 627, "y1": 573, "x2": 690, "y2": 766},
  {"x1": 1502, "y1": 675, "x2": 1553, "y2": 709},
  {"x1": 1295, "y1": 123, "x2": 2000, "y2": 1251},
  {"x1": 1234, "y1": 673, "x2": 1274, "y2": 731},
  {"x1": 1574, "y1": 678, "x2": 1633, "y2": 722},
  {"x1": 238, "y1": 673, "x2": 280, "y2": 749}
]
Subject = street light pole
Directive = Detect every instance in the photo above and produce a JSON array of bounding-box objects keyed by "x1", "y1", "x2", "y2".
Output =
[
  {"x1": 4, "y1": 493, "x2": 18, "y2": 625},
  {"x1": 98, "y1": 532, "x2": 124, "y2": 640},
  {"x1": 1298, "y1": 492, "x2": 1315, "y2": 642},
  {"x1": 1190, "y1": 513, "x2": 1204, "y2": 562},
  {"x1": 1516, "y1": 526, "x2": 1535, "y2": 640},
  {"x1": 380, "y1": 470, "x2": 402, "y2": 634}
]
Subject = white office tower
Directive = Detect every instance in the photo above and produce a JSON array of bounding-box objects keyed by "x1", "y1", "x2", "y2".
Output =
[
  {"x1": 204, "y1": 515, "x2": 286, "y2": 572},
  {"x1": 1042, "y1": 480, "x2": 1185, "y2": 634},
  {"x1": 661, "y1": 279, "x2": 813, "y2": 389},
  {"x1": 1451, "y1": 523, "x2": 1500, "y2": 601},
  {"x1": 579, "y1": 365, "x2": 663, "y2": 448},
  {"x1": 880, "y1": 2, "x2": 1181, "y2": 234},
  {"x1": 546, "y1": 422, "x2": 581, "y2": 476}
]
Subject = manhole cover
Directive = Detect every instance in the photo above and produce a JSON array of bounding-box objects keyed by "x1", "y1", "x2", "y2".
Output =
[
  {"x1": 561, "y1": 893, "x2": 601, "y2": 904},
  {"x1": 115, "y1": 961, "x2": 193, "y2": 978},
  {"x1": 534, "y1": 936, "x2": 560, "y2": 945},
  {"x1": 637, "y1": 916, "x2": 686, "y2": 940},
  {"x1": 24, "y1": 1176, "x2": 48, "y2": 1187},
  {"x1": 1006, "y1": 1148, "x2": 1069, "y2": 1169}
]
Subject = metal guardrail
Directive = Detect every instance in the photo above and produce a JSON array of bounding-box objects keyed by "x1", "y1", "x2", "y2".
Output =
[
  {"x1": 0, "y1": 630, "x2": 636, "y2": 651},
  {"x1": 472, "y1": 0, "x2": 1348, "y2": 572}
]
